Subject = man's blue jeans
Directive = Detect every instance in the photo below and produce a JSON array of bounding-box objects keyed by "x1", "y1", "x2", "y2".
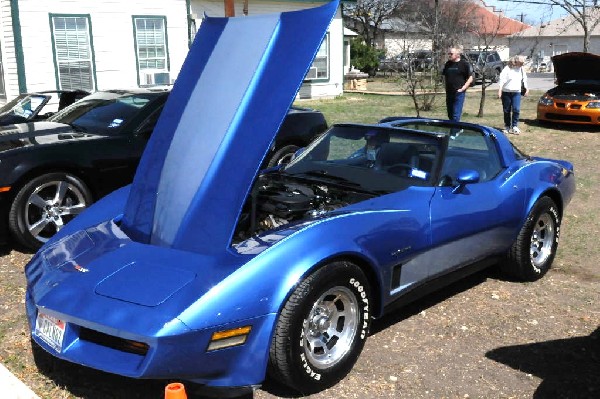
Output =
[
  {"x1": 446, "y1": 91, "x2": 466, "y2": 122},
  {"x1": 501, "y1": 91, "x2": 521, "y2": 128}
]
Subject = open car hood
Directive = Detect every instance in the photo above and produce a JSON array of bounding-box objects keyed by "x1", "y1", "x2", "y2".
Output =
[
  {"x1": 552, "y1": 52, "x2": 600, "y2": 85},
  {"x1": 121, "y1": 1, "x2": 338, "y2": 254}
]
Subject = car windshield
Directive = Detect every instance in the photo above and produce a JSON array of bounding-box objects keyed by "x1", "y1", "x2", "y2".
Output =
[
  {"x1": 0, "y1": 94, "x2": 48, "y2": 119},
  {"x1": 282, "y1": 125, "x2": 442, "y2": 193},
  {"x1": 48, "y1": 91, "x2": 162, "y2": 135},
  {"x1": 465, "y1": 53, "x2": 481, "y2": 63}
]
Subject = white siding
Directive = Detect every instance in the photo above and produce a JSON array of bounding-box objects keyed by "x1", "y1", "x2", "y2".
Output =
[
  {"x1": 191, "y1": 0, "x2": 344, "y2": 99},
  {"x1": 15, "y1": 0, "x2": 188, "y2": 93},
  {"x1": 0, "y1": 0, "x2": 21, "y2": 100},
  {"x1": 1, "y1": 0, "x2": 343, "y2": 102}
]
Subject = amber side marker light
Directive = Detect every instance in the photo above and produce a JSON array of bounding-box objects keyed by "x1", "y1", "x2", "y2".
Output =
[
  {"x1": 0, "y1": 186, "x2": 11, "y2": 193},
  {"x1": 207, "y1": 326, "x2": 252, "y2": 351}
]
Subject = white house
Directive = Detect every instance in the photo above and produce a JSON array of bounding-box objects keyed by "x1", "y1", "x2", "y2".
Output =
[{"x1": 0, "y1": 0, "x2": 345, "y2": 105}]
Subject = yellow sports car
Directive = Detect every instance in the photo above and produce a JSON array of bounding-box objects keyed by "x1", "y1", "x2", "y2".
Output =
[{"x1": 537, "y1": 52, "x2": 600, "y2": 125}]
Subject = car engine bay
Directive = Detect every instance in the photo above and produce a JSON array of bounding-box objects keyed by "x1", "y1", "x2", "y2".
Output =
[{"x1": 234, "y1": 174, "x2": 374, "y2": 242}]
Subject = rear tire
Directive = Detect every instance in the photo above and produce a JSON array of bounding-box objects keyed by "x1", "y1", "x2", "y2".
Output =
[
  {"x1": 9, "y1": 173, "x2": 92, "y2": 251},
  {"x1": 502, "y1": 197, "x2": 560, "y2": 281},
  {"x1": 268, "y1": 261, "x2": 371, "y2": 393}
]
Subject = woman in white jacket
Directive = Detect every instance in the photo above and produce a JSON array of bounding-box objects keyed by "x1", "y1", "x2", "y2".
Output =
[{"x1": 497, "y1": 55, "x2": 528, "y2": 135}]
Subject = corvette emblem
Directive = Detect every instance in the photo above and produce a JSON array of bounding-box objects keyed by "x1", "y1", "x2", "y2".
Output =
[{"x1": 74, "y1": 264, "x2": 89, "y2": 273}]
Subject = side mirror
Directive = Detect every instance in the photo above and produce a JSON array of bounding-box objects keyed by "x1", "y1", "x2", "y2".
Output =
[{"x1": 452, "y1": 169, "x2": 480, "y2": 193}]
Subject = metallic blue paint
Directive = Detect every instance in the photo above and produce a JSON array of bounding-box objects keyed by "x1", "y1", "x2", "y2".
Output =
[{"x1": 24, "y1": 1, "x2": 576, "y2": 390}]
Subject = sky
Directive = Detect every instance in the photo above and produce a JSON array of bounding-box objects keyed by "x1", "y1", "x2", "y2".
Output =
[{"x1": 483, "y1": 0, "x2": 568, "y2": 24}]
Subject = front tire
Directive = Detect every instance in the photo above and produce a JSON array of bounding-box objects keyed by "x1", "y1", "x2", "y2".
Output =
[
  {"x1": 9, "y1": 173, "x2": 92, "y2": 251},
  {"x1": 502, "y1": 197, "x2": 560, "y2": 281},
  {"x1": 268, "y1": 261, "x2": 371, "y2": 393}
]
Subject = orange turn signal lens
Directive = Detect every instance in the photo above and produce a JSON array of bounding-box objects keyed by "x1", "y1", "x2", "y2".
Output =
[{"x1": 207, "y1": 326, "x2": 252, "y2": 351}]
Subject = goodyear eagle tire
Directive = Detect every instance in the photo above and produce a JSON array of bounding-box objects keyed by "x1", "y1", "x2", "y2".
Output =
[
  {"x1": 502, "y1": 196, "x2": 560, "y2": 281},
  {"x1": 268, "y1": 261, "x2": 371, "y2": 393}
]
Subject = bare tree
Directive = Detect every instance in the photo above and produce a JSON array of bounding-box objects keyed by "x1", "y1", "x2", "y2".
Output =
[
  {"x1": 547, "y1": 1, "x2": 600, "y2": 52},
  {"x1": 504, "y1": 0, "x2": 600, "y2": 52},
  {"x1": 462, "y1": 3, "x2": 515, "y2": 117},
  {"x1": 397, "y1": 0, "x2": 473, "y2": 115},
  {"x1": 344, "y1": 0, "x2": 407, "y2": 47}
]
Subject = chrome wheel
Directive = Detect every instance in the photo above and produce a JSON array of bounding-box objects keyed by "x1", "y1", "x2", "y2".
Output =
[
  {"x1": 25, "y1": 180, "x2": 88, "y2": 243},
  {"x1": 302, "y1": 286, "x2": 359, "y2": 370},
  {"x1": 530, "y1": 212, "x2": 556, "y2": 268}
]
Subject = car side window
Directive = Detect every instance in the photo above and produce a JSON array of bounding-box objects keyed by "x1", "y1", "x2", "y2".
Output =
[{"x1": 441, "y1": 129, "x2": 502, "y2": 184}]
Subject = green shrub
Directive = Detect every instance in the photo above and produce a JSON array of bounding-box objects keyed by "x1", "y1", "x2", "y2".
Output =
[{"x1": 350, "y1": 38, "x2": 384, "y2": 76}]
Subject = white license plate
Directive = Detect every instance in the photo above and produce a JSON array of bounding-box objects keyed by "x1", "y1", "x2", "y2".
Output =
[{"x1": 35, "y1": 312, "x2": 66, "y2": 353}]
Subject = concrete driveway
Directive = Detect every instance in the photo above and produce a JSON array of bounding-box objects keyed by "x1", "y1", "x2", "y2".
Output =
[{"x1": 489, "y1": 72, "x2": 555, "y2": 91}]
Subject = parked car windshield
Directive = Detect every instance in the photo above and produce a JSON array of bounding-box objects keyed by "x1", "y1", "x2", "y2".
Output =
[
  {"x1": 48, "y1": 91, "x2": 164, "y2": 135},
  {"x1": 0, "y1": 94, "x2": 48, "y2": 123},
  {"x1": 282, "y1": 125, "x2": 442, "y2": 193}
]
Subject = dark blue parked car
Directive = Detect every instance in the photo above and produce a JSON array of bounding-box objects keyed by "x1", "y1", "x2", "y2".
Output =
[{"x1": 25, "y1": 1, "x2": 575, "y2": 395}]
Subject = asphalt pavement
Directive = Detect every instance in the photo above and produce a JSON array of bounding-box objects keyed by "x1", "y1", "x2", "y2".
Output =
[{"x1": 488, "y1": 72, "x2": 555, "y2": 91}]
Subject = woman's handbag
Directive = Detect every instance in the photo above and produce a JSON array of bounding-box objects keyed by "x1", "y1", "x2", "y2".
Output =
[{"x1": 520, "y1": 68, "x2": 527, "y2": 95}]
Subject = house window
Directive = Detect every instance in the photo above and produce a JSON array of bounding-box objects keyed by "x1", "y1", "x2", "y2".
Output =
[
  {"x1": 306, "y1": 34, "x2": 329, "y2": 81},
  {"x1": 51, "y1": 15, "x2": 95, "y2": 92},
  {"x1": 134, "y1": 17, "x2": 169, "y2": 85},
  {"x1": 0, "y1": 41, "x2": 5, "y2": 98}
]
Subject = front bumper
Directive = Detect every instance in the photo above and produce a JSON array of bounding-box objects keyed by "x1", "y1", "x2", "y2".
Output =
[
  {"x1": 537, "y1": 101, "x2": 600, "y2": 125},
  {"x1": 27, "y1": 292, "x2": 277, "y2": 387}
]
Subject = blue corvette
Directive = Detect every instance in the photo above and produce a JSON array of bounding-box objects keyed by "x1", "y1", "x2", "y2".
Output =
[{"x1": 25, "y1": 1, "x2": 575, "y2": 395}]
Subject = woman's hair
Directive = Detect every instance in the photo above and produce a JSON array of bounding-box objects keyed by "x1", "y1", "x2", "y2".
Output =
[{"x1": 508, "y1": 55, "x2": 526, "y2": 67}]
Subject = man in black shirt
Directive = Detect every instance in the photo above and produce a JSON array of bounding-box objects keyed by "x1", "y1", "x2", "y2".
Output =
[{"x1": 442, "y1": 46, "x2": 474, "y2": 122}]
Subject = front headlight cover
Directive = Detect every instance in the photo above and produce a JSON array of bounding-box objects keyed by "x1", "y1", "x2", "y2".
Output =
[
  {"x1": 586, "y1": 101, "x2": 600, "y2": 109},
  {"x1": 538, "y1": 96, "x2": 554, "y2": 106}
]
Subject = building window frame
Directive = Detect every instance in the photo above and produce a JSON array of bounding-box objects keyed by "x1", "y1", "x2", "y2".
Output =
[
  {"x1": 132, "y1": 15, "x2": 170, "y2": 86},
  {"x1": 49, "y1": 14, "x2": 97, "y2": 92},
  {"x1": 0, "y1": 40, "x2": 6, "y2": 98},
  {"x1": 304, "y1": 33, "x2": 330, "y2": 82}
]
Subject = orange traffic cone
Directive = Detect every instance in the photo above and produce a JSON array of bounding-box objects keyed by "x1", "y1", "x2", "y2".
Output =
[{"x1": 165, "y1": 382, "x2": 187, "y2": 399}]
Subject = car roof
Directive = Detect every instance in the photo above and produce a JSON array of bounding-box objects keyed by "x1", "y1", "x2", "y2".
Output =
[{"x1": 120, "y1": 1, "x2": 339, "y2": 254}]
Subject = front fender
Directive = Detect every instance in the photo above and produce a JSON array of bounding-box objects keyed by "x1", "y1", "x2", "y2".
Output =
[{"x1": 178, "y1": 209, "x2": 429, "y2": 330}]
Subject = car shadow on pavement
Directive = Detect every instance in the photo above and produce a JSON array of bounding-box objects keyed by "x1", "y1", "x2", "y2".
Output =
[{"x1": 486, "y1": 326, "x2": 600, "y2": 399}]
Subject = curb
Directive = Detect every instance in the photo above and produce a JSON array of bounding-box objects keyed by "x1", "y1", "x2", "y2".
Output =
[{"x1": 0, "y1": 363, "x2": 40, "y2": 399}]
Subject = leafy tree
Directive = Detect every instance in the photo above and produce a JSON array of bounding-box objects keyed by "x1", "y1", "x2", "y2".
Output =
[{"x1": 350, "y1": 38, "x2": 384, "y2": 76}]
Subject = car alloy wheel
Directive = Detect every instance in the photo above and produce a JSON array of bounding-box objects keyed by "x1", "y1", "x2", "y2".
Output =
[
  {"x1": 9, "y1": 173, "x2": 92, "y2": 251},
  {"x1": 268, "y1": 261, "x2": 371, "y2": 393},
  {"x1": 530, "y1": 212, "x2": 555, "y2": 268},
  {"x1": 502, "y1": 196, "x2": 560, "y2": 281},
  {"x1": 302, "y1": 286, "x2": 359, "y2": 369},
  {"x1": 24, "y1": 180, "x2": 87, "y2": 241}
]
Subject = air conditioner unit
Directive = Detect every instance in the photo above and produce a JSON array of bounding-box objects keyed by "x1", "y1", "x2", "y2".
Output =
[
  {"x1": 305, "y1": 67, "x2": 318, "y2": 80},
  {"x1": 141, "y1": 71, "x2": 171, "y2": 86}
]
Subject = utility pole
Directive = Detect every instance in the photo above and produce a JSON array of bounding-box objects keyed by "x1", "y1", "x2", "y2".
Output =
[{"x1": 225, "y1": 0, "x2": 235, "y2": 17}]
